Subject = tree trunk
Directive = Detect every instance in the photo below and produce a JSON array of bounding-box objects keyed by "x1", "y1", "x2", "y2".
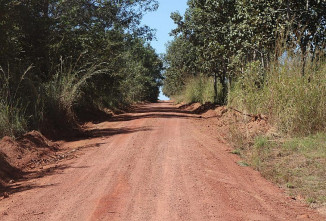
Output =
[
  {"x1": 220, "y1": 73, "x2": 227, "y2": 105},
  {"x1": 301, "y1": 42, "x2": 308, "y2": 76},
  {"x1": 214, "y1": 72, "x2": 218, "y2": 104}
]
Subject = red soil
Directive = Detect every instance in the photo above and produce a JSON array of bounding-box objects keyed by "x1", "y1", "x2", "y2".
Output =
[{"x1": 0, "y1": 102, "x2": 324, "y2": 220}]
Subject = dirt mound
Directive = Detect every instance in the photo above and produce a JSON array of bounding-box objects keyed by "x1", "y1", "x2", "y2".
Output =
[
  {"x1": 20, "y1": 131, "x2": 58, "y2": 150},
  {"x1": 179, "y1": 102, "x2": 218, "y2": 114},
  {"x1": 201, "y1": 106, "x2": 228, "y2": 118},
  {"x1": 192, "y1": 105, "x2": 269, "y2": 143},
  {"x1": 179, "y1": 102, "x2": 269, "y2": 137},
  {"x1": 178, "y1": 102, "x2": 201, "y2": 111},
  {"x1": 0, "y1": 131, "x2": 59, "y2": 189},
  {"x1": 0, "y1": 153, "x2": 21, "y2": 188}
]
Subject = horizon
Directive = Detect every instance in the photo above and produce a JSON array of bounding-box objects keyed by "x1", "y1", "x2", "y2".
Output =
[{"x1": 141, "y1": 0, "x2": 188, "y2": 101}]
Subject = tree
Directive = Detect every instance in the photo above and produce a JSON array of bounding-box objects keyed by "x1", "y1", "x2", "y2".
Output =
[
  {"x1": 164, "y1": 0, "x2": 326, "y2": 104},
  {"x1": 0, "y1": 0, "x2": 163, "y2": 137}
]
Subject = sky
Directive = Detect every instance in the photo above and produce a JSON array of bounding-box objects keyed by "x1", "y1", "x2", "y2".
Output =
[{"x1": 141, "y1": 0, "x2": 188, "y2": 100}]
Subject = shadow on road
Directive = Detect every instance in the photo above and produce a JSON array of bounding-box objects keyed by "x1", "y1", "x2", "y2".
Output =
[
  {"x1": 1, "y1": 164, "x2": 72, "y2": 196},
  {"x1": 88, "y1": 126, "x2": 153, "y2": 138},
  {"x1": 0, "y1": 102, "x2": 196, "y2": 197}
]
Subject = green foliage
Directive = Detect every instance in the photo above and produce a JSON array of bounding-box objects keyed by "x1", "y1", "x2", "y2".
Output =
[
  {"x1": 0, "y1": 1, "x2": 162, "y2": 138},
  {"x1": 118, "y1": 39, "x2": 163, "y2": 103},
  {"x1": 164, "y1": 0, "x2": 326, "y2": 104},
  {"x1": 163, "y1": 37, "x2": 198, "y2": 97},
  {"x1": 42, "y1": 59, "x2": 108, "y2": 131}
]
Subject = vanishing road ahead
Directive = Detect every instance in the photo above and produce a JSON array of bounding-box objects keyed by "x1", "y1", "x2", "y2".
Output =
[{"x1": 0, "y1": 102, "x2": 324, "y2": 220}]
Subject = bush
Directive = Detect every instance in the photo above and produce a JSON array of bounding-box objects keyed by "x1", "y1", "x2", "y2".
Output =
[{"x1": 0, "y1": 60, "x2": 107, "y2": 139}]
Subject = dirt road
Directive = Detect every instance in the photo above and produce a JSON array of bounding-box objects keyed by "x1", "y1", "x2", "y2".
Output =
[{"x1": 0, "y1": 102, "x2": 324, "y2": 220}]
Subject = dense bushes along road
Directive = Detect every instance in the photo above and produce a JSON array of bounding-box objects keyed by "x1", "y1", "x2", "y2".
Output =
[{"x1": 0, "y1": 0, "x2": 163, "y2": 138}]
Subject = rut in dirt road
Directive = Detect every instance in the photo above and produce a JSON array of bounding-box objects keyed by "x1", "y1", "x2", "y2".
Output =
[{"x1": 0, "y1": 102, "x2": 324, "y2": 221}]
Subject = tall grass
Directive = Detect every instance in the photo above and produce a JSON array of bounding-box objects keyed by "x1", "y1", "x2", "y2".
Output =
[
  {"x1": 41, "y1": 58, "x2": 108, "y2": 136},
  {"x1": 229, "y1": 56, "x2": 326, "y2": 135},
  {"x1": 175, "y1": 76, "x2": 218, "y2": 104},
  {"x1": 0, "y1": 65, "x2": 33, "y2": 137},
  {"x1": 0, "y1": 101, "x2": 28, "y2": 138},
  {"x1": 0, "y1": 58, "x2": 107, "y2": 139}
]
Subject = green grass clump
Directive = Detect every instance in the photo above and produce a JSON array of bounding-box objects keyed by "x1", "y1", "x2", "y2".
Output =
[
  {"x1": 237, "y1": 161, "x2": 249, "y2": 167},
  {"x1": 0, "y1": 65, "x2": 32, "y2": 138},
  {"x1": 230, "y1": 149, "x2": 241, "y2": 155},
  {"x1": 41, "y1": 61, "x2": 107, "y2": 136},
  {"x1": 0, "y1": 101, "x2": 28, "y2": 138}
]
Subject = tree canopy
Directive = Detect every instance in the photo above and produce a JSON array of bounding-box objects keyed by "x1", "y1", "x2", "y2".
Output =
[
  {"x1": 163, "y1": 0, "x2": 326, "y2": 103},
  {"x1": 0, "y1": 0, "x2": 163, "y2": 137}
]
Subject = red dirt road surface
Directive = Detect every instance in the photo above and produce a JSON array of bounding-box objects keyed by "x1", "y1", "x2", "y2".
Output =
[{"x1": 0, "y1": 102, "x2": 324, "y2": 220}]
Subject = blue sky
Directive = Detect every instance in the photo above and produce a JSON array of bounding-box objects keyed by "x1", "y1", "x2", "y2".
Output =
[{"x1": 141, "y1": 0, "x2": 188, "y2": 100}]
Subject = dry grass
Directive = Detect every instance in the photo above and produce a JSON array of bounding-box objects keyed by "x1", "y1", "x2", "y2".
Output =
[
  {"x1": 172, "y1": 76, "x2": 218, "y2": 104},
  {"x1": 227, "y1": 51, "x2": 326, "y2": 206},
  {"x1": 229, "y1": 58, "x2": 326, "y2": 136},
  {"x1": 229, "y1": 127, "x2": 326, "y2": 206}
]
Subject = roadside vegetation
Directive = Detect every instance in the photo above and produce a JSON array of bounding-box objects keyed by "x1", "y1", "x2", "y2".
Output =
[
  {"x1": 173, "y1": 76, "x2": 218, "y2": 104},
  {"x1": 163, "y1": 0, "x2": 326, "y2": 206},
  {"x1": 0, "y1": 0, "x2": 162, "y2": 139},
  {"x1": 229, "y1": 131, "x2": 326, "y2": 205}
]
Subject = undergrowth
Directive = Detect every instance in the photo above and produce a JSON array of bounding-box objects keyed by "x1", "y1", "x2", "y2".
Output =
[
  {"x1": 229, "y1": 58, "x2": 326, "y2": 136},
  {"x1": 0, "y1": 59, "x2": 107, "y2": 139},
  {"x1": 173, "y1": 76, "x2": 219, "y2": 104},
  {"x1": 0, "y1": 65, "x2": 32, "y2": 137},
  {"x1": 0, "y1": 101, "x2": 28, "y2": 138},
  {"x1": 227, "y1": 53, "x2": 326, "y2": 206},
  {"x1": 43, "y1": 60, "x2": 107, "y2": 133}
]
